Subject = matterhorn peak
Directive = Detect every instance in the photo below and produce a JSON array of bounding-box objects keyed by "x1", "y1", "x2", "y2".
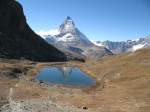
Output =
[
  {"x1": 59, "y1": 16, "x2": 76, "y2": 33},
  {"x1": 43, "y1": 16, "x2": 93, "y2": 45},
  {"x1": 66, "y1": 16, "x2": 73, "y2": 21},
  {"x1": 41, "y1": 16, "x2": 112, "y2": 59}
]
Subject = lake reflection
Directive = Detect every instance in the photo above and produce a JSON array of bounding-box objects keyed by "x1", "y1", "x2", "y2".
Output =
[{"x1": 35, "y1": 67, "x2": 95, "y2": 87}]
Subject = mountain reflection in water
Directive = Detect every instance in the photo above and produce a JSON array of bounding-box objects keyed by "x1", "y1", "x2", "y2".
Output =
[
  {"x1": 57, "y1": 67, "x2": 73, "y2": 79},
  {"x1": 35, "y1": 67, "x2": 95, "y2": 87}
]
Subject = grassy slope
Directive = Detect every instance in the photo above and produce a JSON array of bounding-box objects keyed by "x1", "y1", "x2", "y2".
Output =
[
  {"x1": 0, "y1": 49, "x2": 150, "y2": 112},
  {"x1": 25, "y1": 48, "x2": 150, "y2": 112},
  {"x1": 84, "y1": 48, "x2": 150, "y2": 111}
]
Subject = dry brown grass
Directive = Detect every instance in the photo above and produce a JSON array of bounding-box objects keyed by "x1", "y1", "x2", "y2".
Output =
[
  {"x1": 80, "y1": 48, "x2": 150, "y2": 111},
  {"x1": 0, "y1": 49, "x2": 150, "y2": 112}
]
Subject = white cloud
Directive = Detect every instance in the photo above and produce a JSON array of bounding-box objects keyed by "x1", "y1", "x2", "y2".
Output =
[{"x1": 36, "y1": 29, "x2": 60, "y2": 38}]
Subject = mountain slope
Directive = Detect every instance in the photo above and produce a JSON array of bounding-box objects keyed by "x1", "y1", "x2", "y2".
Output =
[
  {"x1": 40, "y1": 16, "x2": 112, "y2": 59},
  {"x1": 0, "y1": 0, "x2": 67, "y2": 62},
  {"x1": 94, "y1": 35, "x2": 150, "y2": 54}
]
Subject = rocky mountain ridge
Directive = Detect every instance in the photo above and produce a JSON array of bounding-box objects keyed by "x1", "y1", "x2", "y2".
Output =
[
  {"x1": 94, "y1": 35, "x2": 150, "y2": 54},
  {"x1": 40, "y1": 16, "x2": 112, "y2": 59}
]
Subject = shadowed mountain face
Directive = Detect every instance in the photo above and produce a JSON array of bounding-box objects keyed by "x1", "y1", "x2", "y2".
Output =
[{"x1": 0, "y1": 0, "x2": 67, "y2": 62}]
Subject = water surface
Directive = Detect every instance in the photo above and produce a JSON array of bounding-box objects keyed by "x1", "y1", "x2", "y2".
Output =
[{"x1": 35, "y1": 67, "x2": 95, "y2": 87}]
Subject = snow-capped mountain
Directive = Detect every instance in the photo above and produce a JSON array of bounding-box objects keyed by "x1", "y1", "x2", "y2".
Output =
[
  {"x1": 44, "y1": 16, "x2": 93, "y2": 47},
  {"x1": 39, "y1": 16, "x2": 112, "y2": 59},
  {"x1": 94, "y1": 35, "x2": 150, "y2": 54}
]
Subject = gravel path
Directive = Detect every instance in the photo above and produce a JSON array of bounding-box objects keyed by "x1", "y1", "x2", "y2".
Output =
[{"x1": 0, "y1": 98, "x2": 90, "y2": 112}]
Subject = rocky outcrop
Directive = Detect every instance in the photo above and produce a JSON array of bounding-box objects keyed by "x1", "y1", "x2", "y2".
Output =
[
  {"x1": 94, "y1": 35, "x2": 150, "y2": 54},
  {"x1": 42, "y1": 16, "x2": 112, "y2": 60},
  {"x1": 0, "y1": 0, "x2": 67, "y2": 62}
]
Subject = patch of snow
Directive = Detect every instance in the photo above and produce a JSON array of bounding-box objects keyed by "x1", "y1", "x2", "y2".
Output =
[
  {"x1": 131, "y1": 38, "x2": 139, "y2": 42},
  {"x1": 64, "y1": 23, "x2": 74, "y2": 30},
  {"x1": 57, "y1": 33, "x2": 74, "y2": 42},
  {"x1": 135, "y1": 38, "x2": 140, "y2": 41},
  {"x1": 92, "y1": 41, "x2": 104, "y2": 47},
  {"x1": 59, "y1": 20, "x2": 75, "y2": 33},
  {"x1": 132, "y1": 44, "x2": 145, "y2": 52}
]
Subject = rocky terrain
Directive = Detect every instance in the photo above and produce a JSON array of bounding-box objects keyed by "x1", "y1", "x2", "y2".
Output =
[
  {"x1": 94, "y1": 35, "x2": 150, "y2": 54},
  {"x1": 39, "y1": 16, "x2": 112, "y2": 60},
  {"x1": 0, "y1": 0, "x2": 67, "y2": 62}
]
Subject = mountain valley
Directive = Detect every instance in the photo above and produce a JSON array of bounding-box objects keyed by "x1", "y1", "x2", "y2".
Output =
[{"x1": 0, "y1": 0, "x2": 150, "y2": 112}]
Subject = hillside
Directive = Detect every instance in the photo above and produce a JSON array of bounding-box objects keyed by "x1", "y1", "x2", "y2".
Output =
[
  {"x1": 0, "y1": 0, "x2": 67, "y2": 62},
  {"x1": 0, "y1": 48, "x2": 150, "y2": 112},
  {"x1": 82, "y1": 48, "x2": 150, "y2": 111}
]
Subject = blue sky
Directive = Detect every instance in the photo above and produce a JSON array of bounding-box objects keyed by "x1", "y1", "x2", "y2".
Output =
[{"x1": 19, "y1": 0, "x2": 150, "y2": 41}]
